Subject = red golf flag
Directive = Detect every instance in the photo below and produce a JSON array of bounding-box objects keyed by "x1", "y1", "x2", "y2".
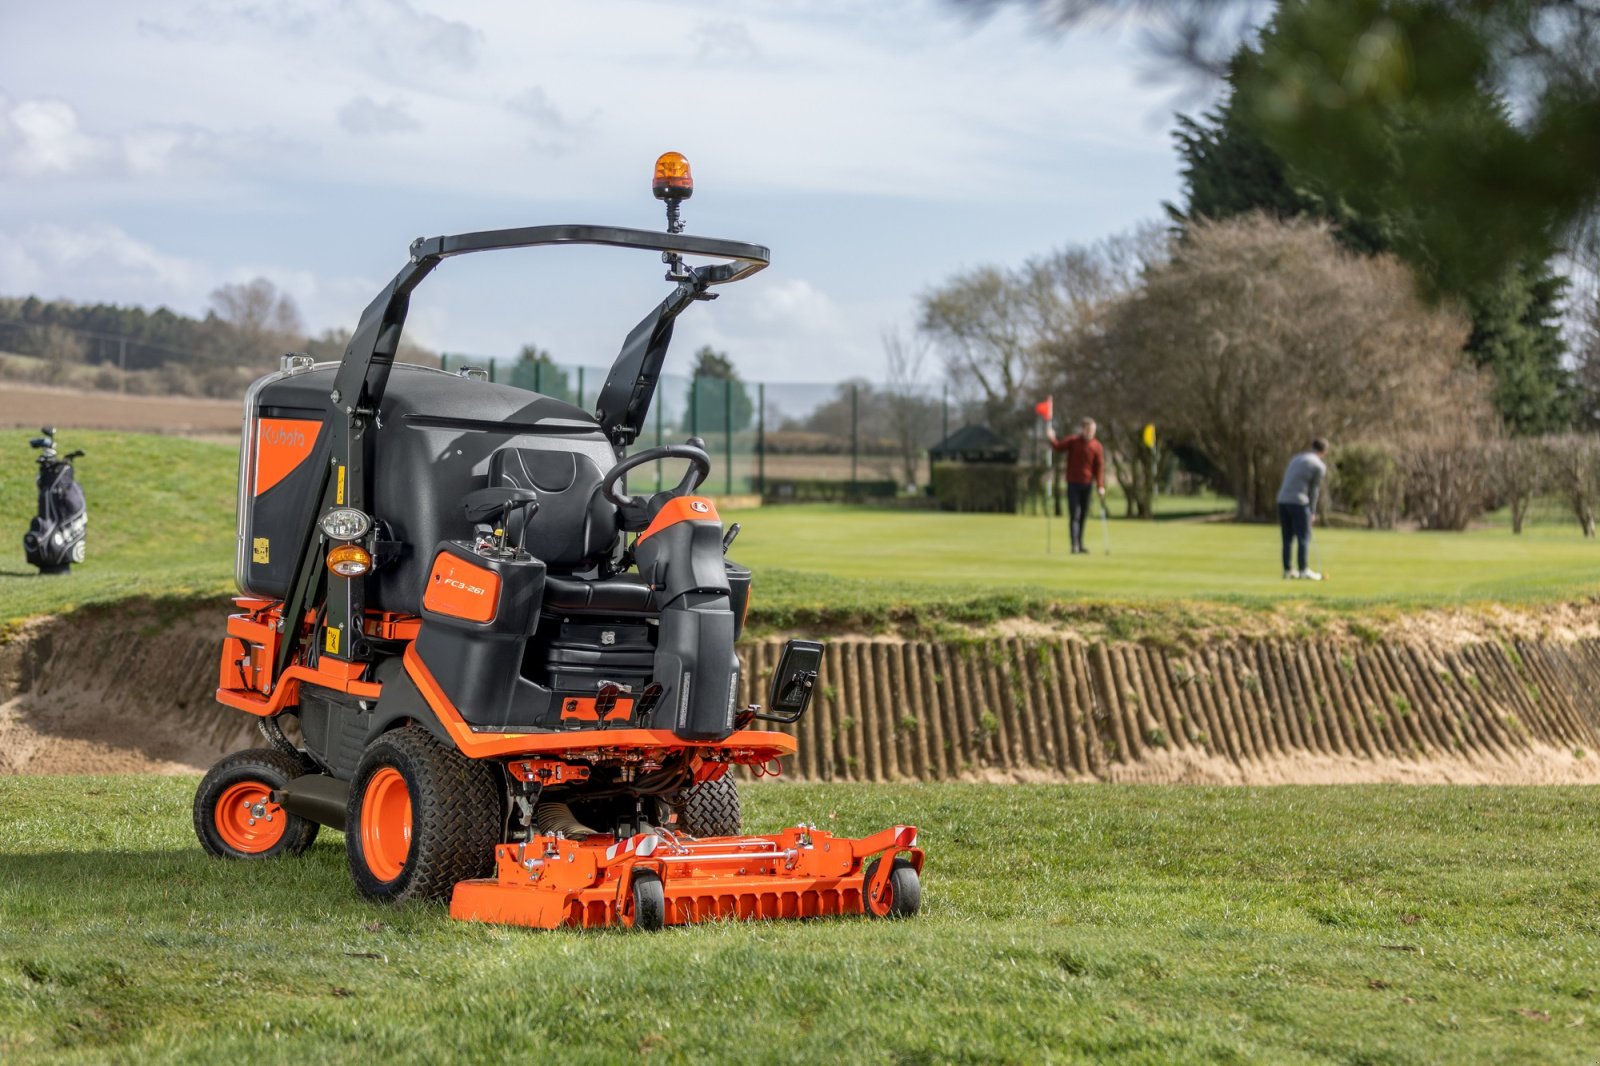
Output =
[{"x1": 1034, "y1": 396, "x2": 1053, "y2": 421}]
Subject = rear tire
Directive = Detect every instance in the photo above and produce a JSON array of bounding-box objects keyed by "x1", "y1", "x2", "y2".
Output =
[
  {"x1": 675, "y1": 776, "x2": 741, "y2": 837},
  {"x1": 627, "y1": 870, "x2": 665, "y2": 931},
  {"x1": 194, "y1": 748, "x2": 319, "y2": 859},
  {"x1": 862, "y1": 856, "x2": 920, "y2": 919},
  {"x1": 345, "y1": 726, "x2": 500, "y2": 904}
]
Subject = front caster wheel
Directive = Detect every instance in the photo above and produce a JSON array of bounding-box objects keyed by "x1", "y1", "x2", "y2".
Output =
[
  {"x1": 625, "y1": 870, "x2": 666, "y2": 931},
  {"x1": 194, "y1": 748, "x2": 319, "y2": 859},
  {"x1": 863, "y1": 856, "x2": 921, "y2": 919},
  {"x1": 345, "y1": 726, "x2": 499, "y2": 904}
]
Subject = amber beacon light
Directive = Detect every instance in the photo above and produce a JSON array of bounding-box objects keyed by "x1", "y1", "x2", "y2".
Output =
[
  {"x1": 652, "y1": 152, "x2": 693, "y2": 200},
  {"x1": 326, "y1": 543, "x2": 372, "y2": 577}
]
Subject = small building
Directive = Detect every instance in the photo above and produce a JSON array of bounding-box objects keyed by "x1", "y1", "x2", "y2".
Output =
[
  {"x1": 928, "y1": 425, "x2": 1019, "y2": 512},
  {"x1": 927, "y1": 425, "x2": 1018, "y2": 466}
]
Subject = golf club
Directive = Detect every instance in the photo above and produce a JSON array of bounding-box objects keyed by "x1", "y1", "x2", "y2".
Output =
[{"x1": 1100, "y1": 498, "x2": 1111, "y2": 555}]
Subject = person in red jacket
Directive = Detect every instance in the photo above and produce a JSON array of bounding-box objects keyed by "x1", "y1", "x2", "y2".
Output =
[{"x1": 1047, "y1": 416, "x2": 1106, "y2": 554}]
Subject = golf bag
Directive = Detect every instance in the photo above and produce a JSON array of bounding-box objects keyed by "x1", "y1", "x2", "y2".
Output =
[{"x1": 22, "y1": 428, "x2": 87, "y2": 574}]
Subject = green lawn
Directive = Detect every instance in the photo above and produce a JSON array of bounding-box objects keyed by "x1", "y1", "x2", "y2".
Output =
[
  {"x1": 0, "y1": 430, "x2": 235, "y2": 626},
  {"x1": 7, "y1": 428, "x2": 1600, "y2": 630},
  {"x1": 1, "y1": 777, "x2": 1595, "y2": 1063}
]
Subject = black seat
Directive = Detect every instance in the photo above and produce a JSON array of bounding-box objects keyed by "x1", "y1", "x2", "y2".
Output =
[
  {"x1": 543, "y1": 574, "x2": 657, "y2": 614},
  {"x1": 489, "y1": 448, "x2": 618, "y2": 572}
]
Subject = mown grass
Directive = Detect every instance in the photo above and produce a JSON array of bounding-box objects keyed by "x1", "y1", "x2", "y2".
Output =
[
  {"x1": 1, "y1": 778, "x2": 1595, "y2": 1063},
  {"x1": 6, "y1": 428, "x2": 1600, "y2": 632},
  {"x1": 0, "y1": 430, "x2": 235, "y2": 627}
]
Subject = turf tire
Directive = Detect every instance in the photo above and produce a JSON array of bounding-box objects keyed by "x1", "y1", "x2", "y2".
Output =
[
  {"x1": 194, "y1": 747, "x2": 320, "y2": 859},
  {"x1": 676, "y1": 776, "x2": 741, "y2": 837},
  {"x1": 345, "y1": 726, "x2": 500, "y2": 904},
  {"x1": 862, "y1": 856, "x2": 921, "y2": 919}
]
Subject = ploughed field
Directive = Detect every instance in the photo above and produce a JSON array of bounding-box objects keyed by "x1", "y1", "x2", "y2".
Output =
[{"x1": 1, "y1": 777, "x2": 1596, "y2": 1063}]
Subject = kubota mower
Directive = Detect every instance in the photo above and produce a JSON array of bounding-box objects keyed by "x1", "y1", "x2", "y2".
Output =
[{"x1": 195, "y1": 153, "x2": 923, "y2": 929}]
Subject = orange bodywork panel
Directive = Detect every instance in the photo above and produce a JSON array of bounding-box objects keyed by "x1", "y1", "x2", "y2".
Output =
[
  {"x1": 216, "y1": 599, "x2": 389, "y2": 715},
  {"x1": 559, "y1": 695, "x2": 635, "y2": 723},
  {"x1": 636, "y1": 495, "x2": 719, "y2": 544},
  {"x1": 253, "y1": 418, "x2": 321, "y2": 496},
  {"x1": 450, "y1": 825, "x2": 923, "y2": 930},
  {"x1": 422, "y1": 552, "x2": 501, "y2": 622},
  {"x1": 402, "y1": 643, "x2": 795, "y2": 763}
]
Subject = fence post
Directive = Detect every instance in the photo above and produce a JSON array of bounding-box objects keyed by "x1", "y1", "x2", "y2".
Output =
[
  {"x1": 533, "y1": 359, "x2": 542, "y2": 394},
  {"x1": 655, "y1": 394, "x2": 664, "y2": 492},
  {"x1": 850, "y1": 382, "x2": 859, "y2": 499},
  {"x1": 689, "y1": 375, "x2": 699, "y2": 439},
  {"x1": 577, "y1": 366, "x2": 585, "y2": 409},
  {"x1": 488, "y1": 357, "x2": 497, "y2": 383},
  {"x1": 757, "y1": 383, "x2": 766, "y2": 498},
  {"x1": 724, "y1": 379, "x2": 734, "y2": 495}
]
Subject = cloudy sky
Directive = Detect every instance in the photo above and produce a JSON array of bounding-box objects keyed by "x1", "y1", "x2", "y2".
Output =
[{"x1": 0, "y1": 0, "x2": 1198, "y2": 383}]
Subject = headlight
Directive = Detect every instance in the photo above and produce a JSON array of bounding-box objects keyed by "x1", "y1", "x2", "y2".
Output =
[{"x1": 320, "y1": 507, "x2": 371, "y2": 541}]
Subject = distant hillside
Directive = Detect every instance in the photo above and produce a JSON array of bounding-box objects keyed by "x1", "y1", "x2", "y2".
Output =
[{"x1": 0, "y1": 287, "x2": 438, "y2": 399}]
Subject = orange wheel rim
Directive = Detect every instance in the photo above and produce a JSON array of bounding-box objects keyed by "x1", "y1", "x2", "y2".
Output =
[
  {"x1": 215, "y1": 780, "x2": 287, "y2": 854},
  {"x1": 361, "y1": 767, "x2": 412, "y2": 882}
]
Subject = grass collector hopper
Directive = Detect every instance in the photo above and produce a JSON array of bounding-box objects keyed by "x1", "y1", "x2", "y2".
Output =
[{"x1": 194, "y1": 153, "x2": 923, "y2": 929}]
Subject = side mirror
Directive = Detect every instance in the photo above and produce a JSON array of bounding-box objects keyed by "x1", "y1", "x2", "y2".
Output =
[{"x1": 755, "y1": 639, "x2": 824, "y2": 724}]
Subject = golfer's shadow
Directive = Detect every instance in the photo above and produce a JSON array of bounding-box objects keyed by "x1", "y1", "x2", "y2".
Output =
[{"x1": 0, "y1": 569, "x2": 46, "y2": 577}]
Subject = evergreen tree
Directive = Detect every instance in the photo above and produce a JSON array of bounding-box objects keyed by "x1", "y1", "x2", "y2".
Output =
[
  {"x1": 684, "y1": 346, "x2": 753, "y2": 434},
  {"x1": 1170, "y1": 51, "x2": 1572, "y2": 434}
]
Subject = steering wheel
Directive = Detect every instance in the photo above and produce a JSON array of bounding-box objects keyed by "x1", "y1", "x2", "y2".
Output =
[{"x1": 602, "y1": 440, "x2": 712, "y2": 511}]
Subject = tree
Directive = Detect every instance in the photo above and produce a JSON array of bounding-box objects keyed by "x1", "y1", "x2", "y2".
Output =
[
  {"x1": 1096, "y1": 215, "x2": 1491, "y2": 520},
  {"x1": 962, "y1": 0, "x2": 1600, "y2": 299},
  {"x1": 1170, "y1": 56, "x2": 1573, "y2": 434},
  {"x1": 919, "y1": 266, "x2": 1035, "y2": 444},
  {"x1": 208, "y1": 278, "x2": 306, "y2": 365},
  {"x1": 881, "y1": 328, "x2": 941, "y2": 488},
  {"x1": 684, "y1": 346, "x2": 753, "y2": 434},
  {"x1": 509, "y1": 344, "x2": 574, "y2": 404}
]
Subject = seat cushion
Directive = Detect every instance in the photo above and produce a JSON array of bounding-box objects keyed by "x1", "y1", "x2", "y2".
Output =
[
  {"x1": 490, "y1": 448, "x2": 619, "y2": 572},
  {"x1": 543, "y1": 574, "x2": 657, "y2": 614}
]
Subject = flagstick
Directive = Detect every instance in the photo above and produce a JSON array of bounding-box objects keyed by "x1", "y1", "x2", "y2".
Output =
[{"x1": 1045, "y1": 417, "x2": 1053, "y2": 555}]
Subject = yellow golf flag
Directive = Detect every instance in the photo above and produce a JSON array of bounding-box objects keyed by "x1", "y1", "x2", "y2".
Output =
[{"x1": 1141, "y1": 423, "x2": 1156, "y2": 449}]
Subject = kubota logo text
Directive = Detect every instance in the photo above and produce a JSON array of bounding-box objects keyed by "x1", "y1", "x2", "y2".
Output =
[{"x1": 261, "y1": 426, "x2": 306, "y2": 447}]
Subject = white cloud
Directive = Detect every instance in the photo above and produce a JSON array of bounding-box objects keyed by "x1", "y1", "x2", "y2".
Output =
[{"x1": 337, "y1": 96, "x2": 423, "y2": 136}]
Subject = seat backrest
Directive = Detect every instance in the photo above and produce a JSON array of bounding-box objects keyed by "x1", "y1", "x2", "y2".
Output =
[{"x1": 488, "y1": 448, "x2": 618, "y2": 572}]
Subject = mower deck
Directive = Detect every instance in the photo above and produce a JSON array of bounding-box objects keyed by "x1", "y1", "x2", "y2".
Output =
[{"x1": 450, "y1": 824, "x2": 922, "y2": 929}]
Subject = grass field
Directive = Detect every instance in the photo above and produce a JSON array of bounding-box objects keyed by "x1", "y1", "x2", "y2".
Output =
[
  {"x1": 6, "y1": 428, "x2": 1600, "y2": 630},
  {"x1": 0, "y1": 430, "x2": 236, "y2": 626},
  {"x1": 0, "y1": 777, "x2": 1595, "y2": 1063}
]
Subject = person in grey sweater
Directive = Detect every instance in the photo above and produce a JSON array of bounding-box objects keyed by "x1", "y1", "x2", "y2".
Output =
[{"x1": 1276, "y1": 438, "x2": 1328, "y2": 580}]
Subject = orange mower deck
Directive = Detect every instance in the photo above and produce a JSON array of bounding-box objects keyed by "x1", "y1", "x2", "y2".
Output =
[{"x1": 451, "y1": 824, "x2": 923, "y2": 929}]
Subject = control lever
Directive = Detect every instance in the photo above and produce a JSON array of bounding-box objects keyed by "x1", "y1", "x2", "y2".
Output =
[
  {"x1": 722, "y1": 522, "x2": 741, "y2": 554},
  {"x1": 462, "y1": 487, "x2": 539, "y2": 555}
]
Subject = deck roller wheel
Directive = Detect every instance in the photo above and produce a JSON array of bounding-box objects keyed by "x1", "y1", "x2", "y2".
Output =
[
  {"x1": 194, "y1": 748, "x2": 320, "y2": 860},
  {"x1": 345, "y1": 726, "x2": 500, "y2": 904},
  {"x1": 863, "y1": 856, "x2": 921, "y2": 919},
  {"x1": 625, "y1": 870, "x2": 666, "y2": 931}
]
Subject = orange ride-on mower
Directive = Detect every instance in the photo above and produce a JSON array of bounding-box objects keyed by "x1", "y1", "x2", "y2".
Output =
[{"x1": 194, "y1": 154, "x2": 923, "y2": 930}]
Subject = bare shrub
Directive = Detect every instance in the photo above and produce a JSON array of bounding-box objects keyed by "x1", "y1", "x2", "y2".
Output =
[
  {"x1": 1546, "y1": 433, "x2": 1600, "y2": 536},
  {"x1": 1400, "y1": 439, "x2": 1495, "y2": 531},
  {"x1": 1330, "y1": 442, "x2": 1404, "y2": 529},
  {"x1": 1096, "y1": 215, "x2": 1491, "y2": 519},
  {"x1": 1485, "y1": 437, "x2": 1555, "y2": 534}
]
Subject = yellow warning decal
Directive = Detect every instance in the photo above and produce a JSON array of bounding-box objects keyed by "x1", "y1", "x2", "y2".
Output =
[
  {"x1": 324, "y1": 625, "x2": 341, "y2": 655},
  {"x1": 336, "y1": 465, "x2": 346, "y2": 505},
  {"x1": 252, "y1": 537, "x2": 270, "y2": 564}
]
